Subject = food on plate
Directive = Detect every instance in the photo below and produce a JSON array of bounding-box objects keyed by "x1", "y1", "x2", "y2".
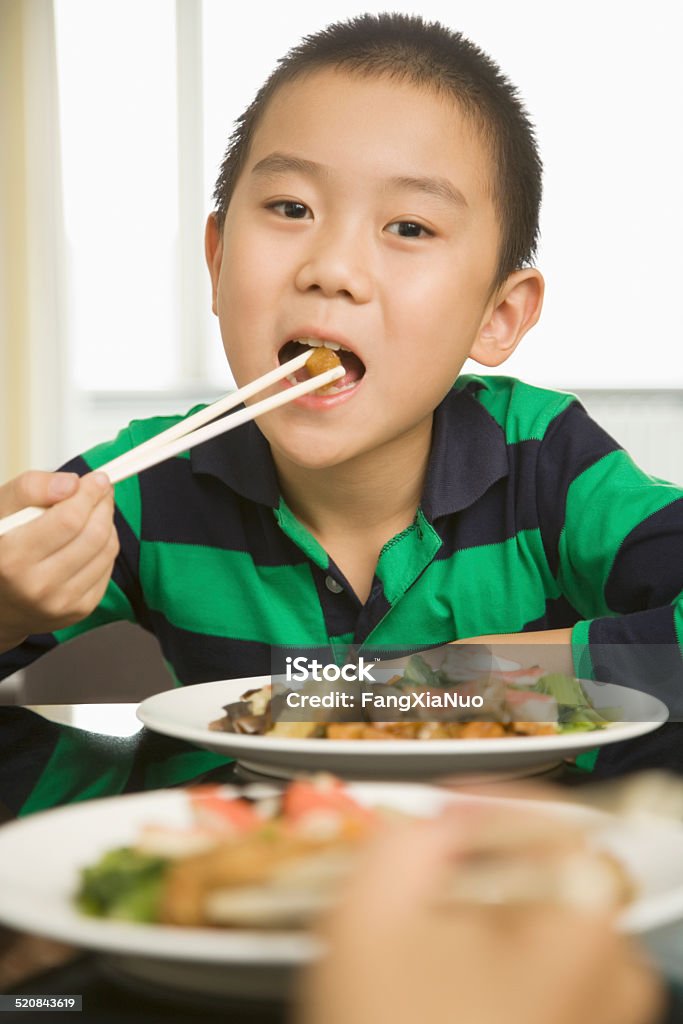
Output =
[
  {"x1": 76, "y1": 779, "x2": 382, "y2": 927},
  {"x1": 210, "y1": 652, "x2": 618, "y2": 740},
  {"x1": 75, "y1": 778, "x2": 633, "y2": 929}
]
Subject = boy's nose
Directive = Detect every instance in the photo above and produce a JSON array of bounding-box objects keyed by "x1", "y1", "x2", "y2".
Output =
[{"x1": 294, "y1": 227, "x2": 373, "y2": 303}]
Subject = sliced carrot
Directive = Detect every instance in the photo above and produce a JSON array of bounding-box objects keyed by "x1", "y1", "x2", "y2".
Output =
[
  {"x1": 282, "y1": 778, "x2": 376, "y2": 824},
  {"x1": 189, "y1": 786, "x2": 260, "y2": 832}
]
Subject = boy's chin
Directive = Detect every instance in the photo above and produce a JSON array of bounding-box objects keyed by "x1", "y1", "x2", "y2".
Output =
[{"x1": 270, "y1": 434, "x2": 364, "y2": 474}]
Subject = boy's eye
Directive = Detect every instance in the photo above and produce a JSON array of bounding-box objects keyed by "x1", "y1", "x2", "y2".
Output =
[
  {"x1": 386, "y1": 221, "x2": 433, "y2": 239},
  {"x1": 268, "y1": 200, "x2": 311, "y2": 219}
]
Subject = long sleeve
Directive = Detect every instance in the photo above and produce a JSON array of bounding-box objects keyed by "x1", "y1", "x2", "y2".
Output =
[
  {"x1": 536, "y1": 400, "x2": 683, "y2": 701},
  {"x1": 0, "y1": 422, "x2": 162, "y2": 815},
  {"x1": 0, "y1": 415, "x2": 183, "y2": 690}
]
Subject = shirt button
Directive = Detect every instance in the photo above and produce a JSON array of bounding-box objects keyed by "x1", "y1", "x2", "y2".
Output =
[{"x1": 325, "y1": 575, "x2": 344, "y2": 594}]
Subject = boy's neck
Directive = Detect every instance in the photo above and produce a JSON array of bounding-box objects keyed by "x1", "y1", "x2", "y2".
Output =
[{"x1": 272, "y1": 417, "x2": 433, "y2": 539}]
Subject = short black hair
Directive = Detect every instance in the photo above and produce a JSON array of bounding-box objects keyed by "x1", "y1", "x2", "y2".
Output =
[{"x1": 213, "y1": 13, "x2": 542, "y2": 288}]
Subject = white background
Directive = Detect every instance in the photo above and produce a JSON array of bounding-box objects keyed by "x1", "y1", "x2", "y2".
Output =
[{"x1": 54, "y1": 0, "x2": 682, "y2": 393}]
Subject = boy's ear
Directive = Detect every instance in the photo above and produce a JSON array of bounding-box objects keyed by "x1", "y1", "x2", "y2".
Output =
[
  {"x1": 205, "y1": 213, "x2": 223, "y2": 315},
  {"x1": 470, "y1": 269, "x2": 544, "y2": 367}
]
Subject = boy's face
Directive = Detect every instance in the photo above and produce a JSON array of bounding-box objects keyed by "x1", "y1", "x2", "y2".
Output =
[{"x1": 207, "y1": 69, "x2": 509, "y2": 471}]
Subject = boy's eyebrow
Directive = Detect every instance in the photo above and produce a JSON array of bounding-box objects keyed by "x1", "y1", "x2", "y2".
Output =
[
  {"x1": 251, "y1": 152, "x2": 322, "y2": 180},
  {"x1": 250, "y1": 152, "x2": 468, "y2": 209},
  {"x1": 389, "y1": 175, "x2": 468, "y2": 209}
]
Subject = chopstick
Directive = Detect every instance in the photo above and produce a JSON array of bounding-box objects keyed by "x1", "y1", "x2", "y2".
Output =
[
  {"x1": 99, "y1": 349, "x2": 316, "y2": 483},
  {"x1": 0, "y1": 353, "x2": 344, "y2": 538}
]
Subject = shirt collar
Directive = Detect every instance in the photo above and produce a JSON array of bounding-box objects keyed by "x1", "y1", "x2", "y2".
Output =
[
  {"x1": 191, "y1": 409, "x2": 281, "y2": 507},
  {"x1": 190, "y1": 380, "x2": 509, "y2": 518},
  {"x1": 421, "y1": 381, "x2": 509, "y2": 521}
]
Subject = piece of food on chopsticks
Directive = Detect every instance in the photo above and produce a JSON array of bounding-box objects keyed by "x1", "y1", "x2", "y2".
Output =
[
  {"x1": 307, "y1": 346, "x2": 343, "y2": 394},
  {"x1": 280, "y1": 336, "x2": 365, "y2": 396},
  {"x1": 75, "y1": 777, "x2": 633, "y2": 928},
  {"x1": 210, "y1": 653, "x2": 619, "y2": 740},
  {"x1": 306, "y1": 345, "x2": 343, "y2": 386}
]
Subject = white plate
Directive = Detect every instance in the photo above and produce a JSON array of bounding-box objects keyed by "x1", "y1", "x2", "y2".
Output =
[
  {"x1": 2, "y1": 787, "x2": 683, "y2": 996},
  {"x1": 137, "y1": 677, "x2": 668, "y2": 780}
]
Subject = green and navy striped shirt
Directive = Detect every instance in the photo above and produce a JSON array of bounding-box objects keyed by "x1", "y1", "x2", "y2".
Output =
[{"x1": 1, "y1": 376, "x2": 681, "y2": 814}]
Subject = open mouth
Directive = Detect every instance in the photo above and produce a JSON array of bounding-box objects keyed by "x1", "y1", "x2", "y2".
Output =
[{"x1": 278, "y1": 338, "x2": 366, "y2": 395}]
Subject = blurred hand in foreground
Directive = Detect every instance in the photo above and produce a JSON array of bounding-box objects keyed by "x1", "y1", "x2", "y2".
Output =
[
  {"x1": 0, "y1": 470, "x2": 118, "y2": 653},
  {"x1": 299, "y1": 806, "x2": 664, "y2": 1024}
]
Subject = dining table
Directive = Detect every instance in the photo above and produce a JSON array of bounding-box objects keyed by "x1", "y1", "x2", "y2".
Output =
[{"x1": 2, "y1": 704, "x2": 683, "y2": 1023}]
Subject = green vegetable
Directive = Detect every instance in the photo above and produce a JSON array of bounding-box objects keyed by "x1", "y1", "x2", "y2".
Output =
[
  {"x1": 401, "y1": 655, "x2": 443, "y2": 688},
  {"x1": 536, "y1": 674, "x2": 620, "y2": 733},
  {"x1": 557, "y1": 709, "x2": 604, "y2": 732},
  {"x1": 535, "y1": 673, "x2": 592, "y2": 707},
  {"x1": 76, "y1": 847, "x2": 169, "y2": 922}
]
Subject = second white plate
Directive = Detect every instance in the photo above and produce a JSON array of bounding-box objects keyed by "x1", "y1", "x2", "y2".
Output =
[
  {"x1": 137, "y1": 677, "x2": 668, "y2": 780},
  {"x1": 1, "y1": 785, "x2": 682, "y2": 998}
]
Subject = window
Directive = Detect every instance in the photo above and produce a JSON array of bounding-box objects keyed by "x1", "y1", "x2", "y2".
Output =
[{"x1": 56, "y1": 0, "x2": 182, "y2": 390}]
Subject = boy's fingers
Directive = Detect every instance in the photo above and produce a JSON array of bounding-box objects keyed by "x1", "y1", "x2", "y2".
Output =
[
  {"x1": 1, "y1": 503, "x2": 118, "y2": 636},
  {"x1": 39, "y1": 536, "x2": 120, "y2": 628},
  {"x1": 65, "y1": 471, "x2": 112, "y2": 504},
  {"x1": 3, "y1": 473, "x2": 113, "y2": 563},
  {"x1": 35, "y1": 495, "x2": 119, "y2": 587},
  {"x1": 0, "y1": 471, "x2": 80, "y2": 517},
  {"x1": 46, "y1": 472, "x2": 82, "y2": 502},
  {"x1": 69, "y1": 561, "x2": 119, "y2": 623},
  {"x1": 8, "y1": 505, "x2": 118, "y2": 632}
]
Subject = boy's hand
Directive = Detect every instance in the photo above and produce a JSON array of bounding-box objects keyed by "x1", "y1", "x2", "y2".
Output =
[
  {"x1": 300, "y1": 811, "x2": 664, "y2": 1024},
  {"x1": 0, "y1": 471, "x2": 119, "y2": 653}
]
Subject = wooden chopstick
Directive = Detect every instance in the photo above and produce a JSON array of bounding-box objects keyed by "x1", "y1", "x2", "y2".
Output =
[
  {"x1": 0, "y1": 355, "x2": 344, "y2": 538},
  {"x1": 105, "y1": 363, "x2": 344, "y2": 482},
  {"x1": 100, "y1": 349, "x2": 315, "y2": 483}
]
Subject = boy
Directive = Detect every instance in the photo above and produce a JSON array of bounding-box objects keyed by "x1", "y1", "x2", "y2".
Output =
[{"x1": 0, "y1": 14, "x2": 681, "y2": 814}]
